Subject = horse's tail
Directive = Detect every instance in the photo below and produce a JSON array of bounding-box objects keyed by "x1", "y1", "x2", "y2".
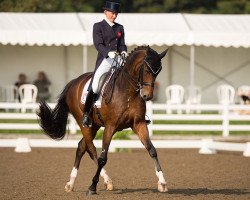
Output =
[{"x1": 37, "y1": 79, "x2": 75, "y2": 140}]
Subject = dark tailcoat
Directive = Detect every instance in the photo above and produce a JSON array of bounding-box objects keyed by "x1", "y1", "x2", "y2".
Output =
[{"x1": 93, "y1": 20, "x2": 127, "y2": 69}]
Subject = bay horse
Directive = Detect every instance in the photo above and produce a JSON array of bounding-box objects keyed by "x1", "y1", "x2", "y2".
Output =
[{"x1": 38, "y1": 46, "x2": 168, "y2": 195}]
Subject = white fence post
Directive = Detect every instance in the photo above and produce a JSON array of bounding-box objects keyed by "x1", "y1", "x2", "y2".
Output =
[
  {"x1": 146, "y1": 101, "x2": 153, "y2": 137},
  {"x1": 222, "y1": 104, "x2": 229, "y2": 137},
  {"x1": 199, "y1": 139, "x2": 216, "y2": 154},
  {"x1": 15, "y1": 138, "x2": 31, "y2": 153},
  {"x1": 243, "y1": 142, "x2": 250, "y2": 157}
]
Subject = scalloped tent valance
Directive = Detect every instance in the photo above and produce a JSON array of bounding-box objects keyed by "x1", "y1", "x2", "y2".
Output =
[{"x1": 0, "y1": 13, "x2": 249, "y2": 48}]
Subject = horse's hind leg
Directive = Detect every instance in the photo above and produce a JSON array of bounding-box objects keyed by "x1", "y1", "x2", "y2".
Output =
[
  {"x1": 86, "y1": 148, "x2": 114, "y2": 191},
  {"x1": 133, "y1": 122, "x2": 168, "y2": 192},
  {"x1": 65, "y1": 124, "x2": 113, "y2": 192},
  {"x1": 65, "y1": 138, "x2": 86, "y2": 192}
]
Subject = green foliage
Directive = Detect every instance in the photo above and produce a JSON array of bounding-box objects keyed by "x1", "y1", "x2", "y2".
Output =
[
  {"x1": 0, "y1": 0, "x2": 249, "y2": 13},
  {"x1": 95, "y1": 129, "x2": 132, "y2": 140}
]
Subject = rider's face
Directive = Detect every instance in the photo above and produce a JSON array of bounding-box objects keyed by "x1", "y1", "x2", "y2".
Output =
[{"x1": 104, "y1": 10, "x2": 118, "y2": 23}]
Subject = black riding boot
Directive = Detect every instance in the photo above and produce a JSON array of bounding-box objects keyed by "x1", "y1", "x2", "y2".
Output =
[{"x1": 82, "y1": 90, "x2": 97, "y2": 127}]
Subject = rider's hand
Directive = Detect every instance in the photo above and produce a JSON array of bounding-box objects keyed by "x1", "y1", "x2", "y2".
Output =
[
  {"x1": 108, "y1": 51, "x2": 116, "y2": 59},
  {"x1": 121, "y1": 51, "x2": 128, "y2": 58}
]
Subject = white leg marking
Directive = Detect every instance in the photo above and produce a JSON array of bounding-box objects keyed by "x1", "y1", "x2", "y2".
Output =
[
  {"x1": 65, "y1": 167, "x2": 78, "y2": 192},
  {"x1": 100, "y1": 168, "x2": 113, "y2": 190},
  {"x1": 156, "y1": 170, "x2": 168, "y2": 192}
]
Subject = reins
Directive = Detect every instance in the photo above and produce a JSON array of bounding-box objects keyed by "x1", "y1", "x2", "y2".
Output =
[
  {"x1": 103, "y1": 48, "x2": 162, "y2": 104},
  {"x1": 122, "y1": 56, "x2": 159, "y2": 92}
]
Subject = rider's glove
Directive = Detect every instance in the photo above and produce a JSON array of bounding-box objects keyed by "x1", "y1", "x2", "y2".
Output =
[
  {"x1": 108, "y1": 51, "x2": 116, "y2": 59},
  {"x1": 121, "y1": 51, "x2": 128, "y2": 58},
  {"x1": 116, "y1": 56, "x2": 123, "y2": 67}
]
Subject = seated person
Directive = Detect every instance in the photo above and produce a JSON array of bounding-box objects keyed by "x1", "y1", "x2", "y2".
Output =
[
  {"x1": 14, "y1": 73, "x2": 28, "y2": 102},
  {"x1": 238, "y1": 88, "x2": 250, "y2": 104},
  {"x1": 33, "y1": 71, "x2": 51, "y2": 101},
  {"x1": 15, "y1": 73, "x2": 28, "y2": 88},
  {"x1": 237, "y1": 89, "x2": 250, "y2": 114}
]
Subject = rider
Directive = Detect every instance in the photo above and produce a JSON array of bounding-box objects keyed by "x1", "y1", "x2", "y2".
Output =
[{"x1": 82, "y1": 1, "x2": 127, "y2": 127}]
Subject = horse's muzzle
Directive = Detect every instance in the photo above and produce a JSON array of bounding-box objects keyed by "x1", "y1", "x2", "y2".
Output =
[{"x1": 140, "y1": 90, "x2": 153, "y2": 101}]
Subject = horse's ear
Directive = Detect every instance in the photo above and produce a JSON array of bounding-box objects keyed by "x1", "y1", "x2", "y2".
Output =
[{"x1": 159, "y1": 49, "x2": 168, "y2": 59}]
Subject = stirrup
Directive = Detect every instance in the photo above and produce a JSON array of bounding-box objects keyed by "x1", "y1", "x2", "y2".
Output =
[
  {"x1": 82, "y1": 114, "x2": 92, "y2": 127},
  {"x1": 145, "y1": 115, "x2": 151, "y2": 125}
]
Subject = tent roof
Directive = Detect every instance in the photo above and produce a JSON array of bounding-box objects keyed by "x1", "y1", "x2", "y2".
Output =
[
  {"x1": 0, "y1": 12, "x2": 250, "y2": 47},
  {"x1": 0, "y1": 13, "x2": 86, "y2": 46}
]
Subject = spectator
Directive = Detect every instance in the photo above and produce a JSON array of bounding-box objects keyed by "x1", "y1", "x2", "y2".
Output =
[
  {"x1": 237, "y1": 88, "x2": 250, "y2": 114},
  {"x1": 33, "y1": 71, "x2": 51, "y2": 101},
  {"x1": 238, "y1": 88, "x2": 250, "y2": 105},
  {"x1": 15, "y1": 73, "x2": 28, "y2": 88},
  {"x1": 14, "y1": 73, "x2": 28, "y2": 102}
]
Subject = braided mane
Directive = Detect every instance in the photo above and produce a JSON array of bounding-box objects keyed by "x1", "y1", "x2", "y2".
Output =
[{"x1": 127, "y1": 46, "x2": 148, "y2": 60}]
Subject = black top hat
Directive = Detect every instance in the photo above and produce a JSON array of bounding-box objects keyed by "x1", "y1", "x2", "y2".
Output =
[{"x1": 103, "y1": 1, "x2": 121, "y2": 13}]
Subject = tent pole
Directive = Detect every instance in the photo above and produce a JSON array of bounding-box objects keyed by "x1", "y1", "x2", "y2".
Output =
[
  {"x1": 190, "y1": 45, "x2": 195, "y2": 87},
  {"x1": 63, "y1": 46, "x2": 69, "y2": 84},
  {"x1": 83, "y1": 45, "x2": 88, "y2": 73}
]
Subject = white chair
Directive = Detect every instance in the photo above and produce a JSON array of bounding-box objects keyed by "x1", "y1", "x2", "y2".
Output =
[
  {"x1": 0, "y1": 85, "x2": 19, "y2": 111},
  {"x1": 0, "y1": 85, "x2": 19, "y2": 102},
  {"x1": 237, "y1": 85, "x2": 250, "y2": 104},
  {"x1": 19, "y1": 84, "x2": 38, "y2": 112},
  {"x1": 5, "y1": 85, "x2": 19, "y2": 102},
  {"x1": 185, "y1": 86, "x2": 202, "y2": 114},
  {"x1": 0, "y1": 86, "x2": 5, "y2": 102},
  {"x1": 166, "y1": 84, "x2": 184, "y2": 114},
  {"x1": 217, "y1": 84, "x2": 235, "y2": 105}
]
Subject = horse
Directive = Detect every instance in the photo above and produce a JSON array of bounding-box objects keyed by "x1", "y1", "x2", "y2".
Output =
[{"x1": 38, "y1": 46, "x2": 168, "y2": 195}]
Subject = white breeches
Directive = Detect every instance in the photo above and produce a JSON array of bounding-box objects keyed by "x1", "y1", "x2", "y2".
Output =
[{"x1": 91, "y1": 57, "x2": 123, "y2": 93}]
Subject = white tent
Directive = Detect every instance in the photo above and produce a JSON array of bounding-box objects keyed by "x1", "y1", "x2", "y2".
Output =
[
  {"x1": 0, "y1": 13, "x2": 249, "y2": 103},
  {"x1": 1, "y1": 13, "x2": 249, "y2": 47}
]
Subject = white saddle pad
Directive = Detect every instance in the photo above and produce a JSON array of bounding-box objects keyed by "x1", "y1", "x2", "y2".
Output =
[{"x1": 81, "y1": 79, "x2": 102, "y2": 108}]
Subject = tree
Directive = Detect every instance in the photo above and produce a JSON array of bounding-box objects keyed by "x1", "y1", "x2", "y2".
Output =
[{"x1": 0, "y1": 0, "x2": 249, "y2": 14}]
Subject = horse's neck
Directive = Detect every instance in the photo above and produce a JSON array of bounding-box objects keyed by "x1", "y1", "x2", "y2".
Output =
[
  {"x1": 115, "y1": 50, "x2": 145, "y2": 99},
  {"x1": 117, "y1": 63, "x2": 139, "y2": 95}
]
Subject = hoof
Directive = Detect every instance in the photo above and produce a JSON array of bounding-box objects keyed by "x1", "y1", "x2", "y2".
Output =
[
  {"x1": 104, "y1": 180, "x2": 114, "y2": 191},
  {"x1": 158, "y1": 182, "x2": 168, "y2": 193},
  {"x1": 86, "y1": 189, "x2": 97, "y2": 196},
  {"x1": 65, "y1": 182, "x2": 74, "y2": 192}
]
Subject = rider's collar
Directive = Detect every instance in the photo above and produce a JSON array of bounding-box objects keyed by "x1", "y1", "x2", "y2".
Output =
[{"x1": 104, "y1": 17, "x2": 115, "y2": 27}]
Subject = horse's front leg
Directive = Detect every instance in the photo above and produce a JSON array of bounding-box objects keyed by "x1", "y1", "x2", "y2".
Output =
[
  {"x1": 86, "y1": 126, "x2": 115, "y2": 195},
  {"x1": 133, "y1": 122, "x2": 168, "y2": 192},
  {"x1": 65, "y1": 125, "x2": 113, "y2": 192}
]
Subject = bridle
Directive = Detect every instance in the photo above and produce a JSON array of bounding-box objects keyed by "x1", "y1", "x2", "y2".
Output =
[{"x1": 123, "y1": 55, "x2": 162, "y2": 92}]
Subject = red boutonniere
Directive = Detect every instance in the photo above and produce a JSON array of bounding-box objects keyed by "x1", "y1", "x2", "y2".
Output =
[{"x1": 117, "y1": 31, "x2": 122, "y2": 39}]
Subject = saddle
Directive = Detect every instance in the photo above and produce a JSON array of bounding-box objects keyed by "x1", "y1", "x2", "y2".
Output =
[{"x1": 81, "y1": 65, "x2": 122, "y2": 108}]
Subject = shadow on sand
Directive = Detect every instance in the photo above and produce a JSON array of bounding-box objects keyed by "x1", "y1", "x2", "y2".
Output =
[{"x1": 111, "y1": 188, "x2": 250, "y2": 196}]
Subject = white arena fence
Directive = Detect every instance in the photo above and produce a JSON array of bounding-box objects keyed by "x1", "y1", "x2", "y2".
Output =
[
  {"x1": 0, "y1": 102, "x2": 250, "y2": 156},
  {"x1": 146, "y1": 101, "x2": 250, "y2": 137},
  {"x1": 1, "y1": 102, "x2": 250, "y2": 137}
]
